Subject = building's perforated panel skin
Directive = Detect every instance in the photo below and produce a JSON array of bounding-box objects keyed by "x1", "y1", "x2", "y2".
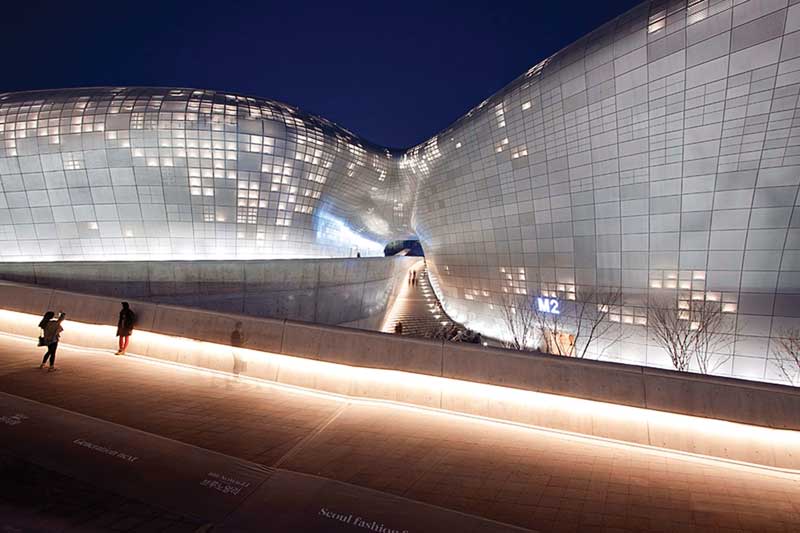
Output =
[
  {"x1": 4, "y1": 1, "x2": 800, "y2": 382},
  {"x1": 0, "y1": 88, "x2": 415, "y2": 260}
]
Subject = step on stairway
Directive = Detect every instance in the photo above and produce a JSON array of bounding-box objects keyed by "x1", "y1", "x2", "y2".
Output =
[{"x1": 383, "y1": 266, "x2": 464, "y2": 339}]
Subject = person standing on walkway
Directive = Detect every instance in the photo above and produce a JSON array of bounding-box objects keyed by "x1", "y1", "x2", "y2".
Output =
[
  {"x1": 39, "y1": 311, "x2": 65, "y2": 371},
  {"x1": 37, "y1": 311, "x2": 54, "y2": 347},
  {"x1": 116, "y1": 302, "x2": 136, "y2": 355},
  {"x1": 230, "y1": 321, "x2": 246, "y2": 377}
]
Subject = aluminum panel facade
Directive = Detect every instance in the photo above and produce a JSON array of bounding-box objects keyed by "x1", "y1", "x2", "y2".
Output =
[{"x1": 3, "y1": 0, "x2": 800, "y2": 383}]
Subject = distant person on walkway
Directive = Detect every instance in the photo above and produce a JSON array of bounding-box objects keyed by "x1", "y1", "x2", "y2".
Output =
[
  {"x1": 412, "y1": 271, "x2": 417, "y2": 286},
  {"x1": 356, "y1": 252, "x2": 361, "y2": 258},
  {"x1": 39, "y1": 311, "x2": 65, "y2": 371},
  {"x1": 230, "y1": 321, "x2": 246, "y2": 377},
  {"x1": 394, "y1": 321, "x2": 403, "y2": 335},
  {"x1": 115, "y1": 302, "x2": 136, "y2": 355}
]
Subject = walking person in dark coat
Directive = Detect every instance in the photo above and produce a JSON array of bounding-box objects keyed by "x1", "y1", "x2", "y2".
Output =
[
  {"x1": 115, "y1": 302, "x2": 136, "y2": 355},
  {"x1": 230, "y1": 321, "x2": 247, "y2": 377},
  {"x1": 39, "y1": 311, "x2": 66, "y2": 371}
]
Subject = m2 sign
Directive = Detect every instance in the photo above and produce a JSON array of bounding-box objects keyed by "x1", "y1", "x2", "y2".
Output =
[{"x1": 536, "y1": 297, "x2": 560, "y2": 315}]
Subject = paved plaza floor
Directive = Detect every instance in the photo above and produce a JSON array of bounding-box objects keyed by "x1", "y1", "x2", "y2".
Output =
[{"x1": 0, "y1": 332, "x2": 798, "y2": 532}]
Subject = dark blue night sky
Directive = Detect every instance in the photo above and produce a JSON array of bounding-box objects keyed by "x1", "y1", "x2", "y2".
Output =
[{"x1": 0, "y1": 1, "x2": 641, "y2": 148}]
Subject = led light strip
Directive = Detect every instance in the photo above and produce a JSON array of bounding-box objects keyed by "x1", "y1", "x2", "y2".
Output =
[{"x1": 1, "y1": 308, "x2": 799, "y2": 478}]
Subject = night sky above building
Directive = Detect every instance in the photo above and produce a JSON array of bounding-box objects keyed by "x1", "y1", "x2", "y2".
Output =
[{"x1": 0, "y1": 0, "x2": 641, "y2": 148}]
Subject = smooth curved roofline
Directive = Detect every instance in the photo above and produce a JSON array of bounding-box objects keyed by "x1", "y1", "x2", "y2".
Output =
[
  {"x1": 0, "y1": 85, "x2": 409, "y2": 156},
  {"x1": 0, "y1": 1, "x2": 648, "y2": 157},
  {"x1": 0, "y1": 4, "x2": 642, "y2": 155}
]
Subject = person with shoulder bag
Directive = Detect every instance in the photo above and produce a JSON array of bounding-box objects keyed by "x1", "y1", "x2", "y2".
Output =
[
  {"x1": 39, "y1": 311, "x2": 66, "y2": 371},
  {"x1": 37, "y1": 311, "x2": 54, "y2": 348}
]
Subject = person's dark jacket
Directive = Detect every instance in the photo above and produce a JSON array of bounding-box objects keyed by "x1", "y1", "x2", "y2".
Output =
[{"x1": 117, "y1": 309, "x2": 136, "y2": 337}]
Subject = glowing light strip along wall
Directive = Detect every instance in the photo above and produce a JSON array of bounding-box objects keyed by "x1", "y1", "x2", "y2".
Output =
[{"x1": 2, "y1": 308, "x2": 799, "y2": 474}]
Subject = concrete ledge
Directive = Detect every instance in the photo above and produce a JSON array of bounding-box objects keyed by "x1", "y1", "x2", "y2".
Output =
[
  {"x1": 642, "y1": 367, "x2": 800, "y2": 431},
  {"x1": 443, "y1": 343, "x2": 647, "y2": 408},
  {"x1": 0, "y1": 257, "x2": 416, "y2": 328},
  {"x1": 2, "y1": 279, "x2": 799, "y2": 427},
  {"x1": 2, "y1": 280, "x2": 800, "y2": 471},
  {"x1": 151, "y1": 305, "x2": 285, "y2": 355},
  {"x1": 282, "y1": 321, "x2": 444, "y2": 375}
]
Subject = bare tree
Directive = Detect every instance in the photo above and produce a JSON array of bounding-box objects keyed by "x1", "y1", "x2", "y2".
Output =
[
  {"x1": 648, "y1": 298, "x2": 734, "y2": 373},
  {"x1": 771, "y1": 328, "x2": 800, "y2": 386},
  {"x1": 499, "y1": 293, "x2": 539, "y2": 351},
  {"x1": 571, "y1": 288, "x2": 625, "y2": 359},
  {"x1": 693, "y1": 305, "x2": 735, "y2": 375},
  {"x1": 499, "y1": 288, "x2": 626, "y2": 358},
  {"x1": 533, "y1": 300, "x2": 568, "y2": 355}
]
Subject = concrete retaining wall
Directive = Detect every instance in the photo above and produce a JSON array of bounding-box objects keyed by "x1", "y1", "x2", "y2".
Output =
[
  {"x1": 2, "y1": 280, "x2": 800, "y2": 471},
  {"x1": 0, "y1": 257, "x2": 417, "y2": 330}
]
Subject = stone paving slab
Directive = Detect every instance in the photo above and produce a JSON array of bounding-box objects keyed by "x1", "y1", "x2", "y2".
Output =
[
  {"x1": 0, "y1": 392, "x2": 275, "y2": 523},
  {"x1": 0, "y1": 334, "x2": 343, "y2": 465},
  {"x1": 0, "y1": 450, "x2": 204, "y2": 532},
  {"x1": 0, "y1": 391, "x2": 527, "y2": 532},
  {"x1": 0, "y1": 333, "x2": 799, "y2": 532},
  {"x1": 278, "y1": 401, "x2": 800, "y2": 532},
  {"x1": 224, "y1": 468, "x2": 528, "y2": 532}
]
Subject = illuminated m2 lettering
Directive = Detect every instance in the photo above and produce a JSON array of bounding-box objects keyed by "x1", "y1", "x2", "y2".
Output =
[{"x1": 536, "y1": 297, "x2": 560, "y2": 315}]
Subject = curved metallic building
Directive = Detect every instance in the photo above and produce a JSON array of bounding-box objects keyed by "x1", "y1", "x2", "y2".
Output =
[
  {"x1": 3, "y1": 0, "x2": 800, "y2": 383},
  {"x1": 0, "y1": 88, "x2": 416, "y2": 260}
]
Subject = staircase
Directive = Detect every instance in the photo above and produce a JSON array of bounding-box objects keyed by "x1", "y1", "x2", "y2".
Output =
[{"x1": 382, "y1": 262, "x2": 461, "y2": 338}]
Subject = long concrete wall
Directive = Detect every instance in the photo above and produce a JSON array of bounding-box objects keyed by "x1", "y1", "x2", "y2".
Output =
[
  {"x1": 1, "y1": 280, "x2": 799, "y2": 471},
  {"x1": 0, "y1": 257, "x2": 416, "y2": 331}
]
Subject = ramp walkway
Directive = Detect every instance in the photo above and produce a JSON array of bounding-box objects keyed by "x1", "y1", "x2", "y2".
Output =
[
  {"x1": 0, "y1": 387, "x2": 518, "y2": 532},
  {"x1": 0, "y1": 332, "x2": 798, "y2": 532}
]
